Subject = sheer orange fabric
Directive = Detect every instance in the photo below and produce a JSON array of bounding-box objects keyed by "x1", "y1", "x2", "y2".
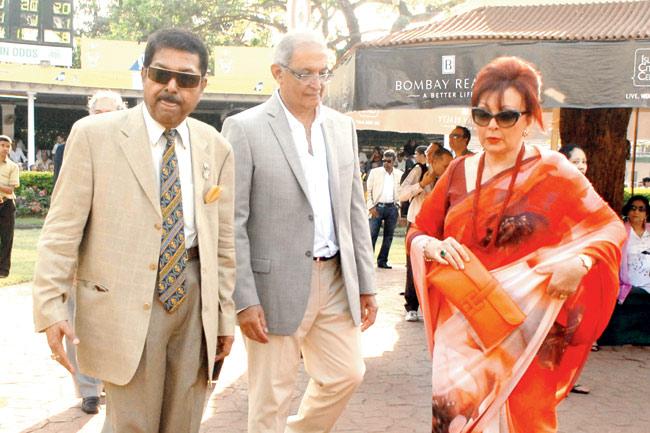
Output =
[{"x1": 408, "y1": 148, "x2": 625, "y2": 433}]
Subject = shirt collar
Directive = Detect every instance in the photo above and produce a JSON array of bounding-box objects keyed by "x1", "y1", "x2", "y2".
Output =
[
  {"x1": 141, "y1": 103, "x2": 190, "y2": 149},
  {"x1": 276, "y1": 90, "x2": 323, "y2": 132}
]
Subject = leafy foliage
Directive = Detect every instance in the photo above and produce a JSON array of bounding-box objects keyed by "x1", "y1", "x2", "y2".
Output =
[{"x1": 15, "y1": 172, "x2": 54, "y2": 217}]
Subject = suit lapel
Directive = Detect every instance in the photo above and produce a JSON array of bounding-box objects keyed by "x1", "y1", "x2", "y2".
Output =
[
  {"x1": 118, "y1": 106, "x2": 160, "y2": 216},
  {"x1": 188, "y1": 119, "x2": 208, "y2": 219},
  {"x1": 321, "y1": 117, "x2": 341, "y2": 227},
  {"x1": 266, "y1": 95, "x2": 311, "y2": 204}
]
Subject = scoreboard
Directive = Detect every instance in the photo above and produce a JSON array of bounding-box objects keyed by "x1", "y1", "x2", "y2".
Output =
[
  {"x1": 0, "y1": 0, "x2": 73, "y2": 46},
  {"x1": 0, "y1": 0, "x2": 73, "y2": 66}
]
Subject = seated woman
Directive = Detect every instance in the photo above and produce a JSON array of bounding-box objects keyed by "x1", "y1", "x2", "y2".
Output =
[
  {"x1": 599, "y1": 195, "x2": 650, "y2": 345},
  {"x1": 408, "y1": 56, "x2": 625, "y2": 432}
]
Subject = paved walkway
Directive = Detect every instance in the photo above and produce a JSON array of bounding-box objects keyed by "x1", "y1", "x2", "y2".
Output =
[{"x1": 1, "y1": 267, "x2": 648, "y2": 433}]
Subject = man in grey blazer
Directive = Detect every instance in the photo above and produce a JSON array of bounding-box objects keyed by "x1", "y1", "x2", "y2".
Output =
[{"x1": 222, "y1": 31, "x2": 377, "y2": 433}]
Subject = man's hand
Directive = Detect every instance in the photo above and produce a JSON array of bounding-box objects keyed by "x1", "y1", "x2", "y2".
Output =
[
  {"x1": 215, "y1": 335, "x2": 234, "y2": 361},
  {"x1": 369, "y1": 206, "x2": 379, "y2": 218},
  {"x1": 237, "y1": 305, "x2": 269, "y2": 343},
  {"x1": 360, "y1": 294, "x2": 378, "y2": 331},
  {"x1": 45, "y1": 320, "x2": 77, "y2": 374}
]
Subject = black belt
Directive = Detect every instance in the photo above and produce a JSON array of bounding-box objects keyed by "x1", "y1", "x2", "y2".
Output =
[
  {"x1": 376, "y1": 202, "x2": 396, "y2": 207},
  {"x1": 187, "y1": 246, "x2": 199, "y2": 261},
  {"x1": 314, "y1": 251, "x2": 339, "y2": 262}
]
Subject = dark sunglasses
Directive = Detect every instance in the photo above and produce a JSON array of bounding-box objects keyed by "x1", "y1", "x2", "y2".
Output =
[
  {"x1": 630, "y1": 205, "x2": 647, "y2": 212},
  {"x1": 147, "y1": 66, "x2": 203, "y2": 88},
  {"x1": 471, "y1": 107, "x2": 529, "y2": 128},
  {"x1": 382, "y1": 159, "x2": 393, "y2": 163},
  {"x1": 449, "y1": 133, "x2": 464, "y2": 139}
]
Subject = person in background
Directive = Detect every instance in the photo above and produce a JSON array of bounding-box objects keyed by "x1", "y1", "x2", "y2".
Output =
[
  {"x1": 642, "y1": 177, "x2": 650, "y2": 188},
  {"x1": 399, "y1": 145, "x2": 452, "y2": 321},
  {"x1": 51, "y1": 135, "x2": 65, "y2": 159},
  {"x1": 367, "y1": 149, "x2": 403, "y2": 269},
  {"x1": 364, "y1": 146, "x2": 383, "y2": 175},
  {"x1": 449, "y1": 125, "x2": 473, "y2": 157},
  {"x1": 0, "y1": 135, "x2": 19, "y2": 278},
  {"x1": 408, "y1": 56, "x2": 624, "y2": 433},
  {"x1": 559, "y1": 143, "x2": 595, "y2": 394},
  {"x1": 55, "y1": 90, "x2": 128, "y2": 414},
  {"x1": 87, "y1": 90, "x2": 128, "y2": 115},
  {"x1": 9, "y1": 138, "x2": 27, "y2": 167},
  {"x1": 396, "y1": 150, "x2": 406, "y2": 171}
]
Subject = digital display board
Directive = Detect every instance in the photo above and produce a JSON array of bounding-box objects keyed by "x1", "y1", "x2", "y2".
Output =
[{"x1": 0, "y1": 0, "x2": 73, "y2": 47}]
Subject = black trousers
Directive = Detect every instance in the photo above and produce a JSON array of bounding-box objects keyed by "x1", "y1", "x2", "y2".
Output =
[
  {"x1": 404, "y1": 222, "x2": 419, "y2": 312},
  {"x1": 0, "y1": 199, "x2": 15, "y2": 275}
]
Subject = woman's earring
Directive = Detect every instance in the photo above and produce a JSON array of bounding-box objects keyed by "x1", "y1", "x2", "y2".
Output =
[{"x1": 523, "y1": 129, "x2": 529, "y2": 137}]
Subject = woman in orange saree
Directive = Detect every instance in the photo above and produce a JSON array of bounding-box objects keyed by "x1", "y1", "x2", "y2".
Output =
[{"x1": 407, "y1": 57, "x2": 626, "y2": 433}]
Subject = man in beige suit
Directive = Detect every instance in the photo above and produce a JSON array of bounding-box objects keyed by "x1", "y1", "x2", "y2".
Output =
[
  {"x1": 32, "y1": 28, "x2": 236, "y2": 433},
  {"x1": 366, "y1": 150, "x2": 403, "y2": 269},
  {"x1": 222, "y1": 31, "x2": 377, "y2": 433}
]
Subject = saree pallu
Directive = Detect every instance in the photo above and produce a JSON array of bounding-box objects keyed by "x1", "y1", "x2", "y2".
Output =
[{"x1": 408, "y1": 148, "x2": 625, "y2": 433}]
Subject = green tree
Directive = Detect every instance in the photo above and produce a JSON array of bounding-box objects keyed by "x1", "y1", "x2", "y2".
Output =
[{"x1": 77, "y1": 0, "x2": 460, "y2": 61}]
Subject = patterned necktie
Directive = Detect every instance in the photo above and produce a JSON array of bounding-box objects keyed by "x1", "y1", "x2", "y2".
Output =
[{"x1": 157, "y1": 129, "x2": 187, "y2": 312}]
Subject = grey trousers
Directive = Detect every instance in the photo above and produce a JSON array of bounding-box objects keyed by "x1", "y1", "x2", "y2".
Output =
[
  {"x1": 66, "y1": 291, "x2": 102, "y2": 398},
  {"x1": 102, "y1": 259, "x2": 208, "y2": 433}
]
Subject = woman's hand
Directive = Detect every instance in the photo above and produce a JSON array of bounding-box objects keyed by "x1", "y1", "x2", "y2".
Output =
[
  {"x1": 422, "y1": 236, "x2": 470, "y2": 270},
  {"x1": 535, "y1": 256, "x2": 588, "y2": 299}
]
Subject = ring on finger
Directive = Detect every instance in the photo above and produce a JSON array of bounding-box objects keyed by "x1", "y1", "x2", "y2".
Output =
[
  {"x1": 440, "y1": 249, "x2": 447, "y2": 258},
  {"x1": 50, "y1": 353, "x2": 61, "y2": 361}
]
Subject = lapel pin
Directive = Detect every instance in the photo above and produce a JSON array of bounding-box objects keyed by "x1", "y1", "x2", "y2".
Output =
[{"x1": 202, "y1": 163, "x2": 210, "y2": 180}]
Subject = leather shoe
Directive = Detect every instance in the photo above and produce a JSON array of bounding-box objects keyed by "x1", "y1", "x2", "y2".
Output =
[
  {"x1": 377, "y1": 263, "x2": 392, "y2": 269},
  {"x1": 81, "y1": 396, "x2": 100, "y2": 414}
]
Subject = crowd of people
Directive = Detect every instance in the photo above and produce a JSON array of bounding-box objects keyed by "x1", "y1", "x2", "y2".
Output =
[{"x1": 0, "y1": 26, "x2": 640, "y2": 433}]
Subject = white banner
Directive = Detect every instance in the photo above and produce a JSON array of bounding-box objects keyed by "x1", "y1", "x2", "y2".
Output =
[{"x1": 0, "y1": 42, "x2": 72, "y2": 67}]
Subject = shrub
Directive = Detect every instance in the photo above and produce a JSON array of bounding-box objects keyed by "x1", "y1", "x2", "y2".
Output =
[{"x1": 15, "y1": 172, "x2": 53, "y2": 217}]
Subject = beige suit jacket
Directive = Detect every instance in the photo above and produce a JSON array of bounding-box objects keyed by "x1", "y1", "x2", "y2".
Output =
[
  {"x1": 32, "y1": 105, "x2": 236, "y2": 385},
  {"x1": 365, "y1": 166, "x2": 403, "y2": 210}
]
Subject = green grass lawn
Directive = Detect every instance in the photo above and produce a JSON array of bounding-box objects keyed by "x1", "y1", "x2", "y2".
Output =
[
  {"x1": 1, "y1": 227, "x2": 41, "y2": 288},
  {"x1": 376, "y1": 235, "x2": 406, "y2": 265}
]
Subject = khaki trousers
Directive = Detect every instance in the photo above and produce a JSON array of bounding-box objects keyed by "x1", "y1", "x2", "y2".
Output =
[
  {"x1": 102, "y1": 259, "x2": 208, "y2": 433},
  {"x1": 246, "y1": 258, "x2": 365, "y2": 433}
]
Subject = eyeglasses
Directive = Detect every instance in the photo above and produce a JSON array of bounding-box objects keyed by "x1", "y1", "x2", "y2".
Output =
[
  {"x1": 449, "y1": 133, "x2": 464, "y2": 139},
  {"x1": 630, "y1": 205, "x2": 647, "y2": 212},
  {"x1": 471, "y1": 107, "x2": 529, "y2": 128},
  {"x1": 281, "y1": 64, "x2": 333, "y2": 83},
  {"x1": 146, "y1": 66, "x2": 203, "y2": 88}
]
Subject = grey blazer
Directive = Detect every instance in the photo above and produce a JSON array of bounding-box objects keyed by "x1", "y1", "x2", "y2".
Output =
[{"x1": 222, "y1": 93, "x2": 375, "y2": 335}]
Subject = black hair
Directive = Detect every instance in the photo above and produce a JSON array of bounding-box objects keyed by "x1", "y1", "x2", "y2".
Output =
[
  {"x1": 558, "y1": 143, "x2": 584, "y2": 159},
  {"x1": 623, "y1": 195, "x2": 650, "y2": 221},
  {"x1": 431, "y1": 147, "x2": 452, "y2": 159},
  {"x1": 455, "y1": 125, "x2": 471, "y2": 141},
  {"x1": 415, "y1": 145, "x2": 428, "y2": 155},
  {"x1": 144, "y1": 28, "x2": 209, "y2": 75}
]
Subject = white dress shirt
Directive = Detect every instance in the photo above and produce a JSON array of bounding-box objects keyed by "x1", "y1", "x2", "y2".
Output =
[
  {"x1": 142, "y1": 104, "x2": 197, "y2": 248},
  {"x1": 627, "y1": 228, "x2": 650, "y2": 292},
  {"x1": 379, "y1": 171, "x2": 395, "y2": 203},
  {"x1": 278, "y1": 92, "x2": 338, "y2": 258}
]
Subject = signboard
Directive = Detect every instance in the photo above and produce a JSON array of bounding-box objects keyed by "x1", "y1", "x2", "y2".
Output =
[
  {"x1": 0, "y1": 0, "x2": 72, "y2": 65},
  {"x1": 329, "y1": 40, "x2": 650, "y2": 111}
]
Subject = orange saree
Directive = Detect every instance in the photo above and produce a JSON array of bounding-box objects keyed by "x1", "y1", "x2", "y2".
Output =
[{"x1": 407, "y1": 147, "x2": 625, "y2": 433}]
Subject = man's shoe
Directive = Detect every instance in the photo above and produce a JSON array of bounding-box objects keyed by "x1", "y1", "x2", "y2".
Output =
[
  {"x1": 81, "y1": 396, "x2": 100, "y2": 414},
  {"x1": 377, "y1": 263, "x2": 392, "y2": 269},
  {"x1": 405, "y1": 310, "x2": 419, "y2": 322}
]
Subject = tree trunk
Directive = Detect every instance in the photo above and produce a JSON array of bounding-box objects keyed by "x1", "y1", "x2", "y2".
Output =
[{"x1": 559, "y1": 108, "x2": 631, "y2": 214}]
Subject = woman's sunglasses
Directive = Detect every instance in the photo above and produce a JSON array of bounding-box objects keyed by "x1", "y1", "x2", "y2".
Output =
[
  {"x1": 471, "y1": 107, "x2": 529, "y2": 128},
  {"x1": 630, "y1": 205, "x2": 647, "y2": 212},
  {"x1": 146, "y1": 66, "x2": 203, "y2": 88}
]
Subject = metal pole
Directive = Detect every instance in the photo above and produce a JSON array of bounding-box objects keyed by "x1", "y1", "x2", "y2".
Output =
[
  {"x1": 631, "y1": 107, "x2": 639, "y2": 194},
  {"x1": 27, "y1": 92, "x2": 35, "y2": 169}
]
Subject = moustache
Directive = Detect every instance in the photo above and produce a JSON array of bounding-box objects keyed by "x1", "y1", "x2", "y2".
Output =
[{"x1": 158, "y1": 93, "x2": 181, "y2": 104}]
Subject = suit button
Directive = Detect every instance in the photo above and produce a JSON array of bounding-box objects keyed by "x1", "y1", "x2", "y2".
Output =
[
  {"x1": 149, "y1": 263, "x2": 157, "y2": 271},
  {"x1": 143, "y1": 303, "x2": 151, "y2": 310},
  {"x1": 308, "y1": 214, "x2": 314, "y2": 221},
  {"x1": 154, "y1": 223, "x2": 162, "y2": 230},
  {"x1": 305, "y1": 250, "x2": 312, "y2": 258}
]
